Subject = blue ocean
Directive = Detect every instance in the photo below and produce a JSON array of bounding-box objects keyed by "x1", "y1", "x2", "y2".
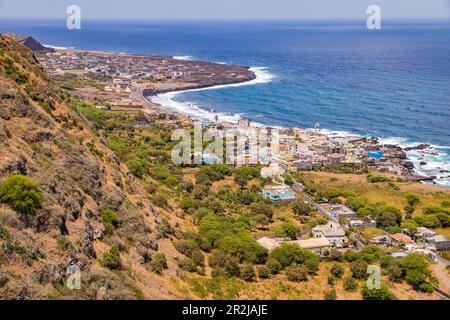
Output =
[{"x1": 1, "y1": 19, "x2": 450, "y2": 185}]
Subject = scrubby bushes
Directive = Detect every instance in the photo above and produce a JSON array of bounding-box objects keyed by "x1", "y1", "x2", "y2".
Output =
[
  {"x1": 100, "y1": 209, "x2": 118, "y2": 236},
  {"x1": 285, "y1": 265, "x2": 308, "y2": 282},
  {"x1": 268, "y1": 243, "x2": 319, "y2": 276},
  {"x1": 198, "y1": 214, "x2": 267, "y2": 263},
  {"x1": 361, "y1": 284, "x2": 396, "y2": 300},
  {"x1": 366, "y1": 175, "x2": 392, "y2": 183},
  {"x1": 0, "y1": 175, "x2": 43, "y2": 216},
  {"x1": 240, "y1": 264, "x2": 256, "y2": 282},
  {"x1": 100, "y1": 245, "x2": 122, "y2": 270},
  {"x1": 343, "y1": 276, "x2": 358, "y2": 291},
  {"x1": 349, "y1": 259, "x2": 368, "y2": 279},
  {"x1": 149, "y1": 252, "x2": 168, "y2": 274},
  {"x1": 330, "y1": 263, "x2": 344, "y2": 278},
  {"x1": 381, "y1": 253, "x2": 433, "y2": 292}
]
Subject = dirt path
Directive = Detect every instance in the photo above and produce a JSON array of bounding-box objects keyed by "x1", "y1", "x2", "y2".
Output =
[{"x1": 432, "y1": 260, "x2": 450, "y2": 295}]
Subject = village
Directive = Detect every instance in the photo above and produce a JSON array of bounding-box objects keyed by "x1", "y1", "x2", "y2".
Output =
[{"x1": 37, "y1": 46, "x2": 450, "y2": 294}]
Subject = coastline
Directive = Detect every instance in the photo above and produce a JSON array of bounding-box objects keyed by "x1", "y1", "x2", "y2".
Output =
[
  {"x1": 142, "y1": 64, "x2": 450, "y2": 188},
  {"x1": 37, "y1": 44, "x2": 450, "y2": 188}
]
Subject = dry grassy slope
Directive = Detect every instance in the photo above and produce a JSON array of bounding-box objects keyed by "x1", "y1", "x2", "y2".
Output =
[{"x1": 0, "y1": 35, "x2": 181, "y2": 299}]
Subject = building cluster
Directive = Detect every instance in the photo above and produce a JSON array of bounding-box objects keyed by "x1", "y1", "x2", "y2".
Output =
[{"x1": 38, "y1": 51, "x2": 190, "y2": 82}]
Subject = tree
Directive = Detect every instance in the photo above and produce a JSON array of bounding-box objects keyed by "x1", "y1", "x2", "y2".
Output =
[
  {"x1": 345, "y1": 196, "x2": 369, "y2": 212},
  {"x1": 275, "y1": 222, "x2": 299, "y2": 240},
  {"x1": 386, "y1": 263, "x2": 403, "y2": 282},
  {"x1": 361, "y1": 284, "x2": 396, "y2": 300},
  {"x1": 0, "y1": 175, "x2": 43, "y2": 215},
  {"x1": 374, "y1": 205, "x2": 402, "y2": 228},
  {"x1": 250, "y1": 202, "x2": 273, "y2": 219},
  {"x1": 330, "y1": 263, "x2": 344, "y2": 278},
  {"x1": 350, "y1": 260, "x2": 368, "y2": 279},
  {"x1": 404, "y1": 193, "x2": 421, "y2": 207},
  {"x1": 254, "y1": 214, "x2": 270, "y2": 229},
  {"x1": 233, "y1": 167, "x2": 258, "y2": 189},
  {"x1": 397, "y1": 253, "x2": 433, "y2": 292},
  {"x1": 240, "y1": 264, "x2": 256, "y2": 282},
  {"x1": 292, "y1": 200, "x2": 311, "y2": 216},
  {"x1": 285, "y1": 265, "x2": 308, "y2": 282},
  {"x1": 329, "y1": 248, "x2": 344, "y2": 261},
  {"x1": 269, "y1": 244, "x2": 313, "y2": 269},
  {"x1": 324, "y1": 288, "x2": 337, "y2": 300},
  {"x1": 344, "y1": 249, "x2": 360, "y2": 262}
]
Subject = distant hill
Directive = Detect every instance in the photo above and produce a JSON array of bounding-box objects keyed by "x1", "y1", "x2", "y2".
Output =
[{"x1": 2, "y1": 33, "x2": 55, "y2": 52}]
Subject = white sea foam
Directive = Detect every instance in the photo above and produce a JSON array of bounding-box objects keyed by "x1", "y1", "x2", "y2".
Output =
[
  {"x1": 43, "y1": 44, "x2": 75, "y2": 50},
  {"x1": 173, "y1": 55, "x2": 195, "y2": 61},
  {"x1": 315, "y1": 129, "x2": 450, "y2": 187},
  {"x1": 149, "y1": 66, "x2": 276, "y2": 124},
  {"x1": 149, "y1": 64, "x2": 450, "y2": 187}
]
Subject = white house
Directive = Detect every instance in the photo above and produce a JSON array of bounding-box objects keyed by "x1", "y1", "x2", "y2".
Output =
[
  {"x1": 312, "y1": 222, "x2": 348, "y2": 248},
  {"x1": 260, "y1": 164, "x2": 285, "y2": 179}
]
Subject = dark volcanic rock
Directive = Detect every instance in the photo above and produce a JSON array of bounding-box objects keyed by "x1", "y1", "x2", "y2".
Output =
[
  {"x1": 3, "y1": 33, "x2": 55, "y2": 52},
  {"x1": 404, "y1": 144, "x2": 431, "y2": 151}
]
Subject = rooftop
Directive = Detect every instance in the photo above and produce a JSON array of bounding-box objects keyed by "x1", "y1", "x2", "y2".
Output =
[{"x1": 293, "y1": 238, "x2": 331, "y2": 249}]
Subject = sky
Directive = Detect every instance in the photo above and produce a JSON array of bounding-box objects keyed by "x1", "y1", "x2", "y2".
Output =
[{"x1": 0, "y1": 0, "x2": 449, "y2": 20}]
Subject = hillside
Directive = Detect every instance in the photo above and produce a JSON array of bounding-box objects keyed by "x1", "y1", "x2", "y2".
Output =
[
  {"x1": 3, "y1": 33, "x2": 55, "y2": 52},
  {"x1": 0, "y1": 35, "x2": 180, "y2": 299},
  {"x1": 0, "y1": 35, "x2": 446, "y2": 301}
]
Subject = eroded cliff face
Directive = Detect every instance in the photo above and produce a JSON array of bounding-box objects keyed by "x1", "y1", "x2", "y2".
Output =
[{"x1": 0, "y1": 35, "x2": 178, "y2": 299}]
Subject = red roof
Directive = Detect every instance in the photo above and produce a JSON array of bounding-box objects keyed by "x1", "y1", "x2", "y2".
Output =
[{"x1": 390, "y1": 233, "x2": 414, "y2": 244}]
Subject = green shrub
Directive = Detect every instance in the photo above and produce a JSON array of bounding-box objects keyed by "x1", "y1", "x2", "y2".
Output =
[
  {"x1": 361, "y1": 284, "x2": 396, "y2": 300},
  {"x1": 179, "y1": 196, "x2": 194, "y2": 212},
  {"x1": 324, "y1": 288, "x2": 337, "y2": 300},
  {"x1": 240, "y1": 264, "x2": 256, "y2": 282},
  {"x1": 250, "y1": 202, "x2": 273, "y2": 219},
  {"x1": 285, "y1": 265, "x2": 308, "y2": 282},
  {"x1": 125, "y1": 158, "x2": 150, "y2": 178},
  {"x1": 100, "y1": 245, "x2": 122, "y2": 270},
  {"x1": 100, "y1": 209, "x2": 118, "y2": 236},
  {"x1": 56, "y1": 236, "x2": 73, "y2": 252},
  {"x1": 330, "y1": 263, "x2": 344, "y2": 278},
  {"x1": 266, "y1": 258, "x2": 282, "y2": 274},
  {"x1": 257, "y1": 265, "x2": 271, "y2": 279},
  {"x1": 404, "y1": 193, "x2": 421, "y2": 207},
  {"x1": 268, "y1": 244, "x2": 317, "y2": 269},
  {"x1": 0, "y1": 175, "x2": 43, "y2": 215},
  {"x1": 274, "y1": 222, "x2": 299, "y2": 240},
  {"x1": 343, "y1": 277, "x2": 358, "y2": 291},
  {"x1": 441, "y1": 200, "x2": 450, "y2": 207},
  {"x1": 350, "y1": 259, "x2": 368, "y2": 279},
  {"x1": 366, "y1": 175, "x2": 392, "y2": 183},
  {"x1": 292, "y1": 200, "x2": 312, "y2": 216},
  {"x1": 149, "y1": 252, "x2": 168, "y2": 274},
  {"x1": 178, "y1": 258, "x2": 197, "y2": 273},
  {"x1": 387, "y1": 263, "x2": 404, "y2": 282}
]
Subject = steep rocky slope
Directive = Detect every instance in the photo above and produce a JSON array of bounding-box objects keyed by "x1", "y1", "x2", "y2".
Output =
[{"x1": 0, "y1": 35, "x2": 179, "y2": 299}]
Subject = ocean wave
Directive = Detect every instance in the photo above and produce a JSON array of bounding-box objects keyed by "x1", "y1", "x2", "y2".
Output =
[
  {"x1": 318, "y1": 129, "x2": 450, "y2": 187},
  {"x1": 149, "y1": 66, "x2": 276, "y2": 124},
  {"x1": 173, "y1": 55, "x2": 195, "y2": 61},
  {"x1": 43, "y1": 44, "x2": 75, "y2": 50}
]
